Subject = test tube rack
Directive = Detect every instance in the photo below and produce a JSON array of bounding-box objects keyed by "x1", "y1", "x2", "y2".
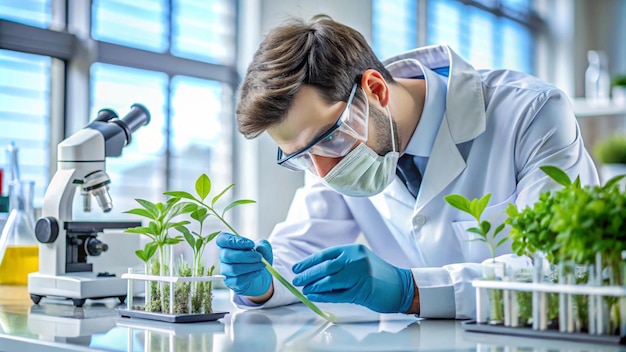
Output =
[
  {"x1": 118, "y1": 269, "x2": 228, "y2": 323},
  {"x1": 465, "y1": 258, "x2": 626, "y2": 345}
]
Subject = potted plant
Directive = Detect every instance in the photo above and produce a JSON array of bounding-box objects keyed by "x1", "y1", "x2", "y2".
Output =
[
  {"x1": 594, "y1": 134, "x2": 626, "y2": 186},
  {"x1": 119, "y1": 173, "x2": 336, "y2": 323},
  {"x1": 611, "y1": 74, "x2": 626, "y2": 105}
]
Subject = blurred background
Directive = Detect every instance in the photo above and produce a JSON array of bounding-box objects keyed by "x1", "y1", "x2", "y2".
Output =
[{"x1": 0, "y1": 0, "x2": 624, "y2": 244}]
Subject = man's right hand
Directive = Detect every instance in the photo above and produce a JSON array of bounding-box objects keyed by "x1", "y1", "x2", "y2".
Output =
[{"x1": 216, "y1": 232, "x2": 273, "y2": 299}]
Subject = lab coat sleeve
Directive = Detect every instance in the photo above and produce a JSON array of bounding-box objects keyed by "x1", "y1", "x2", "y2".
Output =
[
  {"x1": 416, "y1": 88, "x2": 598, "y2": 320},
  {"x1": 513, "y1": 89, "x2": 599, "y2": 206},
  {"x1": 233, "y1": 177, "x2": 362, "y2": 309}
]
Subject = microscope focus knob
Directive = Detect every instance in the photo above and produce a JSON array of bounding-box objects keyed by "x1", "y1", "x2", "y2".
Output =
[{"x1": 35, "y1": 217, "x2": 60, "y2": 243}]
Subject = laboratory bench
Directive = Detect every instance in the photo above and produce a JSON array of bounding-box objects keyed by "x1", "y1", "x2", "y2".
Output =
[{"x1": 1, "y1": 284, "x2": 625, "y2": 352}]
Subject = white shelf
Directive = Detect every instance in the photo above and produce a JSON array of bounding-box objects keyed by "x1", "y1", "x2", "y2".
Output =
[{"x1": 572, "y1": 98, "x2": 626, "y2": 117}]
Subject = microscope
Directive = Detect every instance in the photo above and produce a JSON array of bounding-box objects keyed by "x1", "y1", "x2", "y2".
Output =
[{"x1": 28, "y1": 104, "x2": 150, "y2": 307}]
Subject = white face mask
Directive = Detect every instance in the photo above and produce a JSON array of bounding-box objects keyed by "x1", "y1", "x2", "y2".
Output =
[{"x1": 322, "y1": 106, "x2": 399, "y2": 197}]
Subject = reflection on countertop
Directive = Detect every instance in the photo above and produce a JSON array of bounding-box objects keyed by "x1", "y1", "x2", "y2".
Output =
[{"x1": 1, "y1": 285, "x2": 625, "y2": 352}]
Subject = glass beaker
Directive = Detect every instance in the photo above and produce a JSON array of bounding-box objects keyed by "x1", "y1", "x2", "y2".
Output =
[{"x1": 0, "y1": 180, "x2": 38, "y2": 285}]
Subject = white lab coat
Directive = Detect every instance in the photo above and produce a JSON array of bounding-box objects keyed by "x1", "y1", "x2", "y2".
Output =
[{"x1": 234, "y1": 45, "x2": 599, "y2": 319}]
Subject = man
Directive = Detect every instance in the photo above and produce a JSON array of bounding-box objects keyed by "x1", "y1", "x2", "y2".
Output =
[{"x1": 217, "y1": 15, "x2": 598, "y2": 319}]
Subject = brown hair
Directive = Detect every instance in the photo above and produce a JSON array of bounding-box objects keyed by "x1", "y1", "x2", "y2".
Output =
[{"x1": 236, "y1": 14, "x2": 395, "y2": 139}]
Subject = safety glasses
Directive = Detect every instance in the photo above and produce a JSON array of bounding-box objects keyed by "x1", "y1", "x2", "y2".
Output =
[{"x1": 276, "y1": 84, "x2": 369, "y2": 174}]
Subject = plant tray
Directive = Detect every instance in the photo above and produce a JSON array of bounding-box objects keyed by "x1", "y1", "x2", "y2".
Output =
[
  {"x1": 117, "y1": 308, "x2": 228, "y2": 323},
  {"x1": 463, "y1": 321, "x2": 626, "y2": 345}
]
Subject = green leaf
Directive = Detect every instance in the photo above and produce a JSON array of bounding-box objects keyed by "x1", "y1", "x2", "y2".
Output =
[
  {"x1": 444, "y1": 194, "x2": 471, "y2": 214},
  {"x1": 604, "y1": 174, "x2": 626, "y2": 189},
  {"x1": 191, "y1": 207, "x2": 209, "y2": 223},
  {"x1": 496, "y1": 237, "x2": 509, "y2": 248},
  {"x1": 177, "y1": 226, "x2": 195, "y2": 247},
  {"x1": 480, "y1": 220, "x2": 491, "y2": 235},
  {"x1": 494, "y1": 223, "x2": 506, "y2": 236},
  {"x1": 165, "y1": 197, "x2": 180, "y2": 208},
  {"x1": 164, "y1": 191, "x2": 197, "y2": 202},
  {"x1": 573, "y1": 175, "x2": 581, "y2": 188},
  {"x1": 262, "y1": 258, "x2": 335, "y2": 322},
  {"x1": 124, "y1": 208, "x2": 156, "y2": 220},
  {"x1": 222, "y1": 199, "x2": 256, "y2": 217},
  {"x1": 194, "y1": 237, "x2": 204, "y2": 253},
  {"x1": 145, "y1": 242, "x2": 157, "y2": 258},
  {"x1": 155, "y1": 202, "x2": 165, "y2": 214},
  {"x1": 505, "y1": 203, "x2": 519, "y2": 218},
  {"x1": 149, "y1": 222, "x2": 160, "y2": 236},
  {"x1": 164, "y1": 237, "x2": 183, "y2": 245},
  {"x1": 195, "y1": 174, "x2": 212, "y2": 201},
  {"x1": 135, "y1": 242, "x2": 157, "y2": 262},
  {"x1": 181, "y1": 202, "x2": 197, "y2": 213},
  {"x1": 540, "y1": 165, "x2": 571, "y2": 187},
  {"x1": 212, "y1": 184, "x2": 235, "y2": 207},
  {"x1": 205, "y1": 231, "x2": 220, "y2": 243},
  {"x1": 166, "y1": 220, "x2": 191, "y2": 229},
  {"x1": 124, "y1": 227, "x2": 152, "y2": 235},
  {"x1": 135, "y1": 249, "x2": 147, "y2": 262},
  {"x1": 467, "y1": 227, "x2": 485, "y2": 237},
  {"x1": 476, "y1": 194, "x2": 492, "y2": 218},
  {"x1": 134, "y1": 199, "x2": 159, "y2": 218}
]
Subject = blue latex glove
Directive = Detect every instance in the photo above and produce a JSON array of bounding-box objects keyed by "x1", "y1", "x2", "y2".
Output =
[
  {"x1": 216, "y1": 232, "x2": 273, "y2": 297},
  {"x1": 292, "y1": 244, "x2": 414, "y2": 313}
]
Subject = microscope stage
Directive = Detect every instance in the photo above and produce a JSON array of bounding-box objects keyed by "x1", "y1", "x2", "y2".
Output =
[{"x1": 28, "y1": 271, "x2": 133, "y2": 307}]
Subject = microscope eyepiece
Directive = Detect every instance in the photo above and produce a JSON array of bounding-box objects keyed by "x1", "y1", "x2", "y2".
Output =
[
  {"x1": 95, "y1": 108, "x2": 118, "y2": 122},
  {"x1": 109, "y1": 103, "x2": 151, "y2": 147},
  {"x1": 121, "y1": 103, "x2": 151, "y2": 134}
]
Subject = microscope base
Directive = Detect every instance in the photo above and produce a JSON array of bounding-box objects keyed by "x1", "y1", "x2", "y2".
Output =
[{"x1": 28, "y1": 272, "x2": 132, "y2": 307}]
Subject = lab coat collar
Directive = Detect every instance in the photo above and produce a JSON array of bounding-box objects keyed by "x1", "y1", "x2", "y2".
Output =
[
  {"x1": 376, "y1": 45, "x2": 483, "y2": 209},
  {"x1": 383, "y1": 45, "x2": 486, "y2": 144},
  {"x1": 404, "y1": 64, "x2": 447, "y2": 158}
]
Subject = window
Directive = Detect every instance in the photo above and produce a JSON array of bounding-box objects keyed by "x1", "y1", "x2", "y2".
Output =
[
  {"x1": 0, "y1": 1, "x2": 53, "y2": 205},
  {"x1": 372, "y1": 0, "x2": 540, "y2": 74},
  {"x1": 0, "y1": 51, "x2": 51, "y2": 206},
  {"x1": 91, "y1": 0, "x2": 169, "y2": 53},
  {"x1": 0, "y1": 0, "x2": 51, "y2": 28},
  {"x1": 1, "y1": 1, "x2": 238, "y2": 228},
  {"x1": 88, "y1": 0, "x2": 237, "y2": 221},
  {"x1": 88, "y1": 63, "x2": 168, "y2": 216},
  {"x1": 372, "y1": 0, "x2": 417, "y2": 60}
]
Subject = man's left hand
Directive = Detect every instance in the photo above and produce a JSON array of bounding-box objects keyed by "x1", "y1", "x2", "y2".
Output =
[{"x1": 292, "y1": 244, "x2": 415, "y2": 313}]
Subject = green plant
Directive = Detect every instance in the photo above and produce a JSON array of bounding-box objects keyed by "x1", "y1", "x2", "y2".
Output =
[
  {"x1": 611, "y1": 75, "x2": 626, "y2": 87},
  {"x1": 506, "y1": 166, "x2": 626, "y2": 333},
  {"x1": 444, "y1": 193, "x2": 509, "y2": 324},
  {"x1": 593, "y1": 134, "x2": 626, "y2": 164},
  {"x1": 164, "y1": 175, "x2": 336, "y2": 322},
  {"x1": 126, "y1": 174, "x2": 335, "y2": 322},
  {"x1": 444, "y1": 193, "x2": 508, "y2": 262},
  {"x1": 125, "y1": 197, "x2": 191, "y2": 312},
  {"x1": 509, "y1": 166, "x2": 626, "y2": 268}
]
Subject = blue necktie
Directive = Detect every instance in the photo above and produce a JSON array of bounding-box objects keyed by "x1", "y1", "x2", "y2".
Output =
[{"x1": 396, "y1": 154, "x2": 422, "y2": 198}]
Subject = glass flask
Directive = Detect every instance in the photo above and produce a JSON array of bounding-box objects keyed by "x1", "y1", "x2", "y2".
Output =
[{"x1": 0, "y1": 180, "x2": 38, "y2": 285}]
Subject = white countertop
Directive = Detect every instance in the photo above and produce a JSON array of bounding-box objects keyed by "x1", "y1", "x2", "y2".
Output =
[{"x1": 1, "y1": 286, "x2": 625, "y2": 352}]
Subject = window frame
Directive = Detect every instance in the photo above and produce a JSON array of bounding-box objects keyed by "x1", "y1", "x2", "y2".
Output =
[
  {"x1": 0, "y1": 0, "x2": 240, "y2": 212},
  {"x1": 372, "y1": 0, "x2": 545, "y2": 74}
]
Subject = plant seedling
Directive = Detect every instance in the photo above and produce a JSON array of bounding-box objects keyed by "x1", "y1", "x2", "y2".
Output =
[
  {"x1": 444, "y1": 193, "x2": 508, "y2": 261},
  {"x1": 165, "y1": 174, "x2": 337, "y2": 323}
]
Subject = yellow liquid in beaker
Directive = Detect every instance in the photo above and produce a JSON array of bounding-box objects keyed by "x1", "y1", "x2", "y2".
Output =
[{"x1": 0, "y1": 245, "x2": 39, "y2": 285}]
